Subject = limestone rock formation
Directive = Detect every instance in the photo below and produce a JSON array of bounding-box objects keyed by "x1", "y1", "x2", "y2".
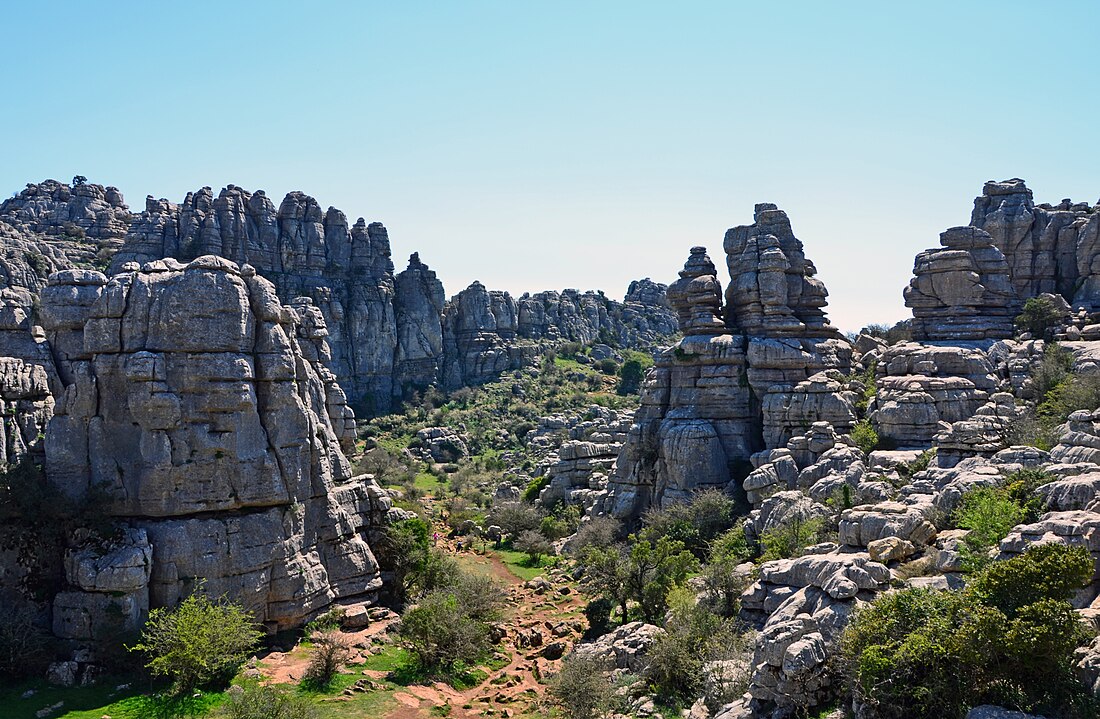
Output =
[
  {"x1": 972, "y1": 178, "x2": 1100, "y2": 309},
  {"x1": 41, "y1": 257, "x2": 384, "y2": 630},
  {"x1": 871, "y1": 343, "x2": 999, "y2": 448},
  {"x1": 596, "y1": 206, "x2": 851, "y2": 520},
  {"x1": 393, "y1": 253, "x2": 446, "y2": 392},
  {"x1": 666, "y1": 246, "x2": 725, "y2": 335},
  {"x1": 0, "y1": 179, "x2": 131, "y2": 269},
  {"x1": 110, "y1": 186, "x2": 401, "y2": 412},
  {"x1": 904, "y1": 226, "x2": 1017, "y2": 341},
  {"x1": 724, "y1": 204, "x2": 835, "y2": 338}
]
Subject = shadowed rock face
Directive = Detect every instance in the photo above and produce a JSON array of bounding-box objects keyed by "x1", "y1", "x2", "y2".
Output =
[
  {"x1": 596, "y1": 209, "x2": 852, "y2": 520},
  {"x1": 40, "y1": 258, "x2": 384, "y2": 630}
]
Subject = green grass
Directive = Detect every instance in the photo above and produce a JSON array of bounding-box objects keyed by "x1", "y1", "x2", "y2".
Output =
[
  {"x1": 0, "y1": 677, "x2": 226, "y2": 719},
  {"x1": 359, "y1": 646, "x2": 412, "y2": 673},
  {"x1": 493, "y1": 547, "x2": 558, "y2": 581}
]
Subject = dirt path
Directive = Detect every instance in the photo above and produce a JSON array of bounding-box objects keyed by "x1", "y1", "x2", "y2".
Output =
[
  {"x1": 254, "y1": 507, "x2": 584, "y2": 719},
  {"x1": 382, "y1": 527, "x2": 584, "y2": 718}
]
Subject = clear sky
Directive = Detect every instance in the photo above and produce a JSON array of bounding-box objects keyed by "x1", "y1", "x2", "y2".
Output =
[{"x1": 3, "y1": 1, "x2": 1098, "y2": 333}]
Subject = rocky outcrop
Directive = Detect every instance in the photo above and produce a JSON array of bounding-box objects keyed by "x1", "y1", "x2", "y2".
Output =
[
  {"x1": 724, "y1": 204, "x2": 835, "y2": 338},
  {"x1": 596, "y1": 208, "x2": 850, "y2": 520},
  {"x1": 109, "y1": 186, "x2": 402, "y2": 413},
  {"x1": 934, "y1": 392, "x2": 1023, "y2": 467},
  {"x1": 516, "y1": 284, "x2": 676, "y2": 348},
  {"x1": 971, "y1": 178, "x2": 1100, "y2": 309},
  {"x1": 904, "y1": 226, "x2": 1017, "y2": 341},
  {"x1": 441, "y1": 282, "x2": 528, "y2": 391},
  {"x1": 0, "y1": 179, "x2": 131, "y2": 270},
  {"x1": 40, "y1": 258, "x2": 384, "y2": 631},
  {"x1": 871, "y1": 343, "x2": 998, "y2": 448},
  {"x1": 393, "y1": 253, "x2": 446, "y2": 392}
]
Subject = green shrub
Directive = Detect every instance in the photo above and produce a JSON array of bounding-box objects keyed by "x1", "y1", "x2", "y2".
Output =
[
  {"x1": 549, "y1": 655, "x2": 617, "y2": 718},
  {"x1": 850, "y1": 419, "x2": 880, "y2": 456},
  {"x1": 399, "y1": 576, "x2": 502, "y2": 673},
  {"x1": 841, "y1": 544, "x2": 1097, "y2": 719},
  {"x1": 380, "y1": 518, "x2": 432, "y2": 605},
  {"x1": 640, "y1": 488, "x2": 736, "y2": 558},
  {"x1": 583, "y1": 597, "x2": 615, "y2": 638},
  {"x1": 521, "y1": 475, "x2": 550, "y2": 503},
  {"x1": 568, "y1": 516, "x2": 622, "y2": 556},
  {"x1": 617, "y1": 358, "x2": 646, "y2": 395},
  {"x1": 1016, "y1": 296, "x2": 1065, "y2": 337},
  {"x1": 596, "y1": 358, "x2": 619, "y2": 375},
  {"x1": 487, "y1": 501, "x2": 542, "y2": 537},
  {"x1": 953, "y1": 487, "x2": 1026, "y2": 568},
  {"x1": 222, "y1": 682, "x2": 317, "y2": 719},
  {"x1": 130, "y1": 587, "x2": 263, "y2": 692},
  {"x1": 644, "y1": 587, "x2": 745, "y2": 702},
  {"x1": 759, "y1": 515, "x2": 826, "y2": 562},
  {"x1": 515, "y1": 529, "x2": 553, "y2": 564},
  {"x1": 302, "y1": 630, "x2": 353, "y2": 689}
]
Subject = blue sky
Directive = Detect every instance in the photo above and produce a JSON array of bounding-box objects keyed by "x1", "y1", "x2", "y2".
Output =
[{"x1": 3, "y1": 1, "x2": 1098, "y2": 332}]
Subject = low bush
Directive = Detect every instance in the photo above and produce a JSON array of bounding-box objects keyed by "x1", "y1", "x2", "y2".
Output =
[
  {"x1": 515, "y1": 529, "x2": 553, "y2": 564},
  {"x1": 841, "y1": 544, "x2": 1097, "y2": 719},
  {"x1": 640, "y1": 489, "x2": 736, "y2": 558},
  {"x1": 222, "y1": 682, "x2": 317, "y2": 719},
  {"x1": 549, "y1": 655, "x2": 617, "y2": 718},
  {"x1": 758, "y1": 515, "x2": 826, "y2": 562},
  {"x1": 645, "y1": 587, "x2": 746, "y2": 702},
  {"x1": 850, "y1": 419, "x2": 880, "y2": 455},
  {"x1": 302, "y1": 630, "x2": 353, "y2": 688},
  {"x1": 953, "y1": 487, "x2": 1026, "y2": 569},
  {"x1": 1016, "y1": 295, "x2": 1065, "y2": 338},
  {"x1": 398, "y1": 562, "x2": 504, "y2": 674},
  {"x1": 130, "y1": 586, "x2": 263, "y2": 692}
]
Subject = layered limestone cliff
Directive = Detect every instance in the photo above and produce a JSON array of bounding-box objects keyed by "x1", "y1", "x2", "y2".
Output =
[
  {"x1": 596, "y1": 208, "x2": 852, "y2": 520},
  {"x1": 40, "y1": 257, "x2": 387, "y2": 639},
  {"x1": 2, "y1": 180, "x2": 679, "y2": 412}
]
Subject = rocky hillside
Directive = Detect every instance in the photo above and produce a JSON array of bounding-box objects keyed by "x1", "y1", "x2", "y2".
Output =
[
  {"x1": 1, "y1": 179, "x2": 678, "y2": 413},
  {"x1": 5, "y1": 176, "x2": 1100, "y2": 719}
]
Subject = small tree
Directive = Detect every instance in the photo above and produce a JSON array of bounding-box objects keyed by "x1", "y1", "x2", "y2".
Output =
[
  {"x1": 953, "y1": 487, "x2": 1026, "y2": 569},
  {"x1": 549, "y1": 655, "x2": 617, "y2": 718},
  {"x1": 515, "y1": 529, "x2": 552, "y2": 565},
  {"x1": 487, "y1": 501, "x2": 542, "y2": 537},
  {"x1": 381, "y1": 518, "x2": 431, "y2": 605},
  {"x1": 1015, "y1": 296, "x2": 1065, "y2": 338},
  {"x1": 399, "y1": 592, "x2": 490, "y2": 672},
  {"x1": 617, "y1": 358, "x2": 646, "y2": 395},
  {"x1": 302, "y1": 630, "x2": 353, "y2": 688},
  {"x1": 223, "y1": 682, "x2": 317, "y2": 719},
  {"x1": 758, "y1": 515, "x2": 825, "y2": 562},
  {"x1": 130, "y1": 586, "x2": 263, "y2": 692},
  {"x1": 850, "y1": 419, "x2": 880, "y2": 455}
]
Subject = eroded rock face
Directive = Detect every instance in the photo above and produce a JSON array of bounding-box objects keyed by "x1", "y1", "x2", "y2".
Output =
[
  {"x1": 41, "y1": 257, "x2": 382, "y2": 629},
  {"x1": 393, "y1": 253, "x2": 446, "y2": 392},
  {"x1": 110, "y1": 186, "x2": 401, "y2": 413},
  {"x1": 0, "y1": 179, "x2": 132, "y2": 270},
  {"x1": 904, "y1": 226, "x2": 1017, "y2": 341},
  {"x1": 723, "y1": 204, "x2": 835, "y2": 339},
  {"x1": 596, "y1": 209, "x2": 852, "y2": 519},
  {"x1": 972, "y1": 178, "x2": 1100, "y2": 309},
  {"x1": 871, "y1": 343, "x2": 998, "y2": 448}
]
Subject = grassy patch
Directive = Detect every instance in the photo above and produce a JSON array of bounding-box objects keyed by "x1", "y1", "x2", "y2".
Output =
[
  {"x1": 0, "y1": 677, "x2": 226, "y2": 719},
  {"x1": 493, "y1": 547, "x2": 558, "y2": 581}
]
